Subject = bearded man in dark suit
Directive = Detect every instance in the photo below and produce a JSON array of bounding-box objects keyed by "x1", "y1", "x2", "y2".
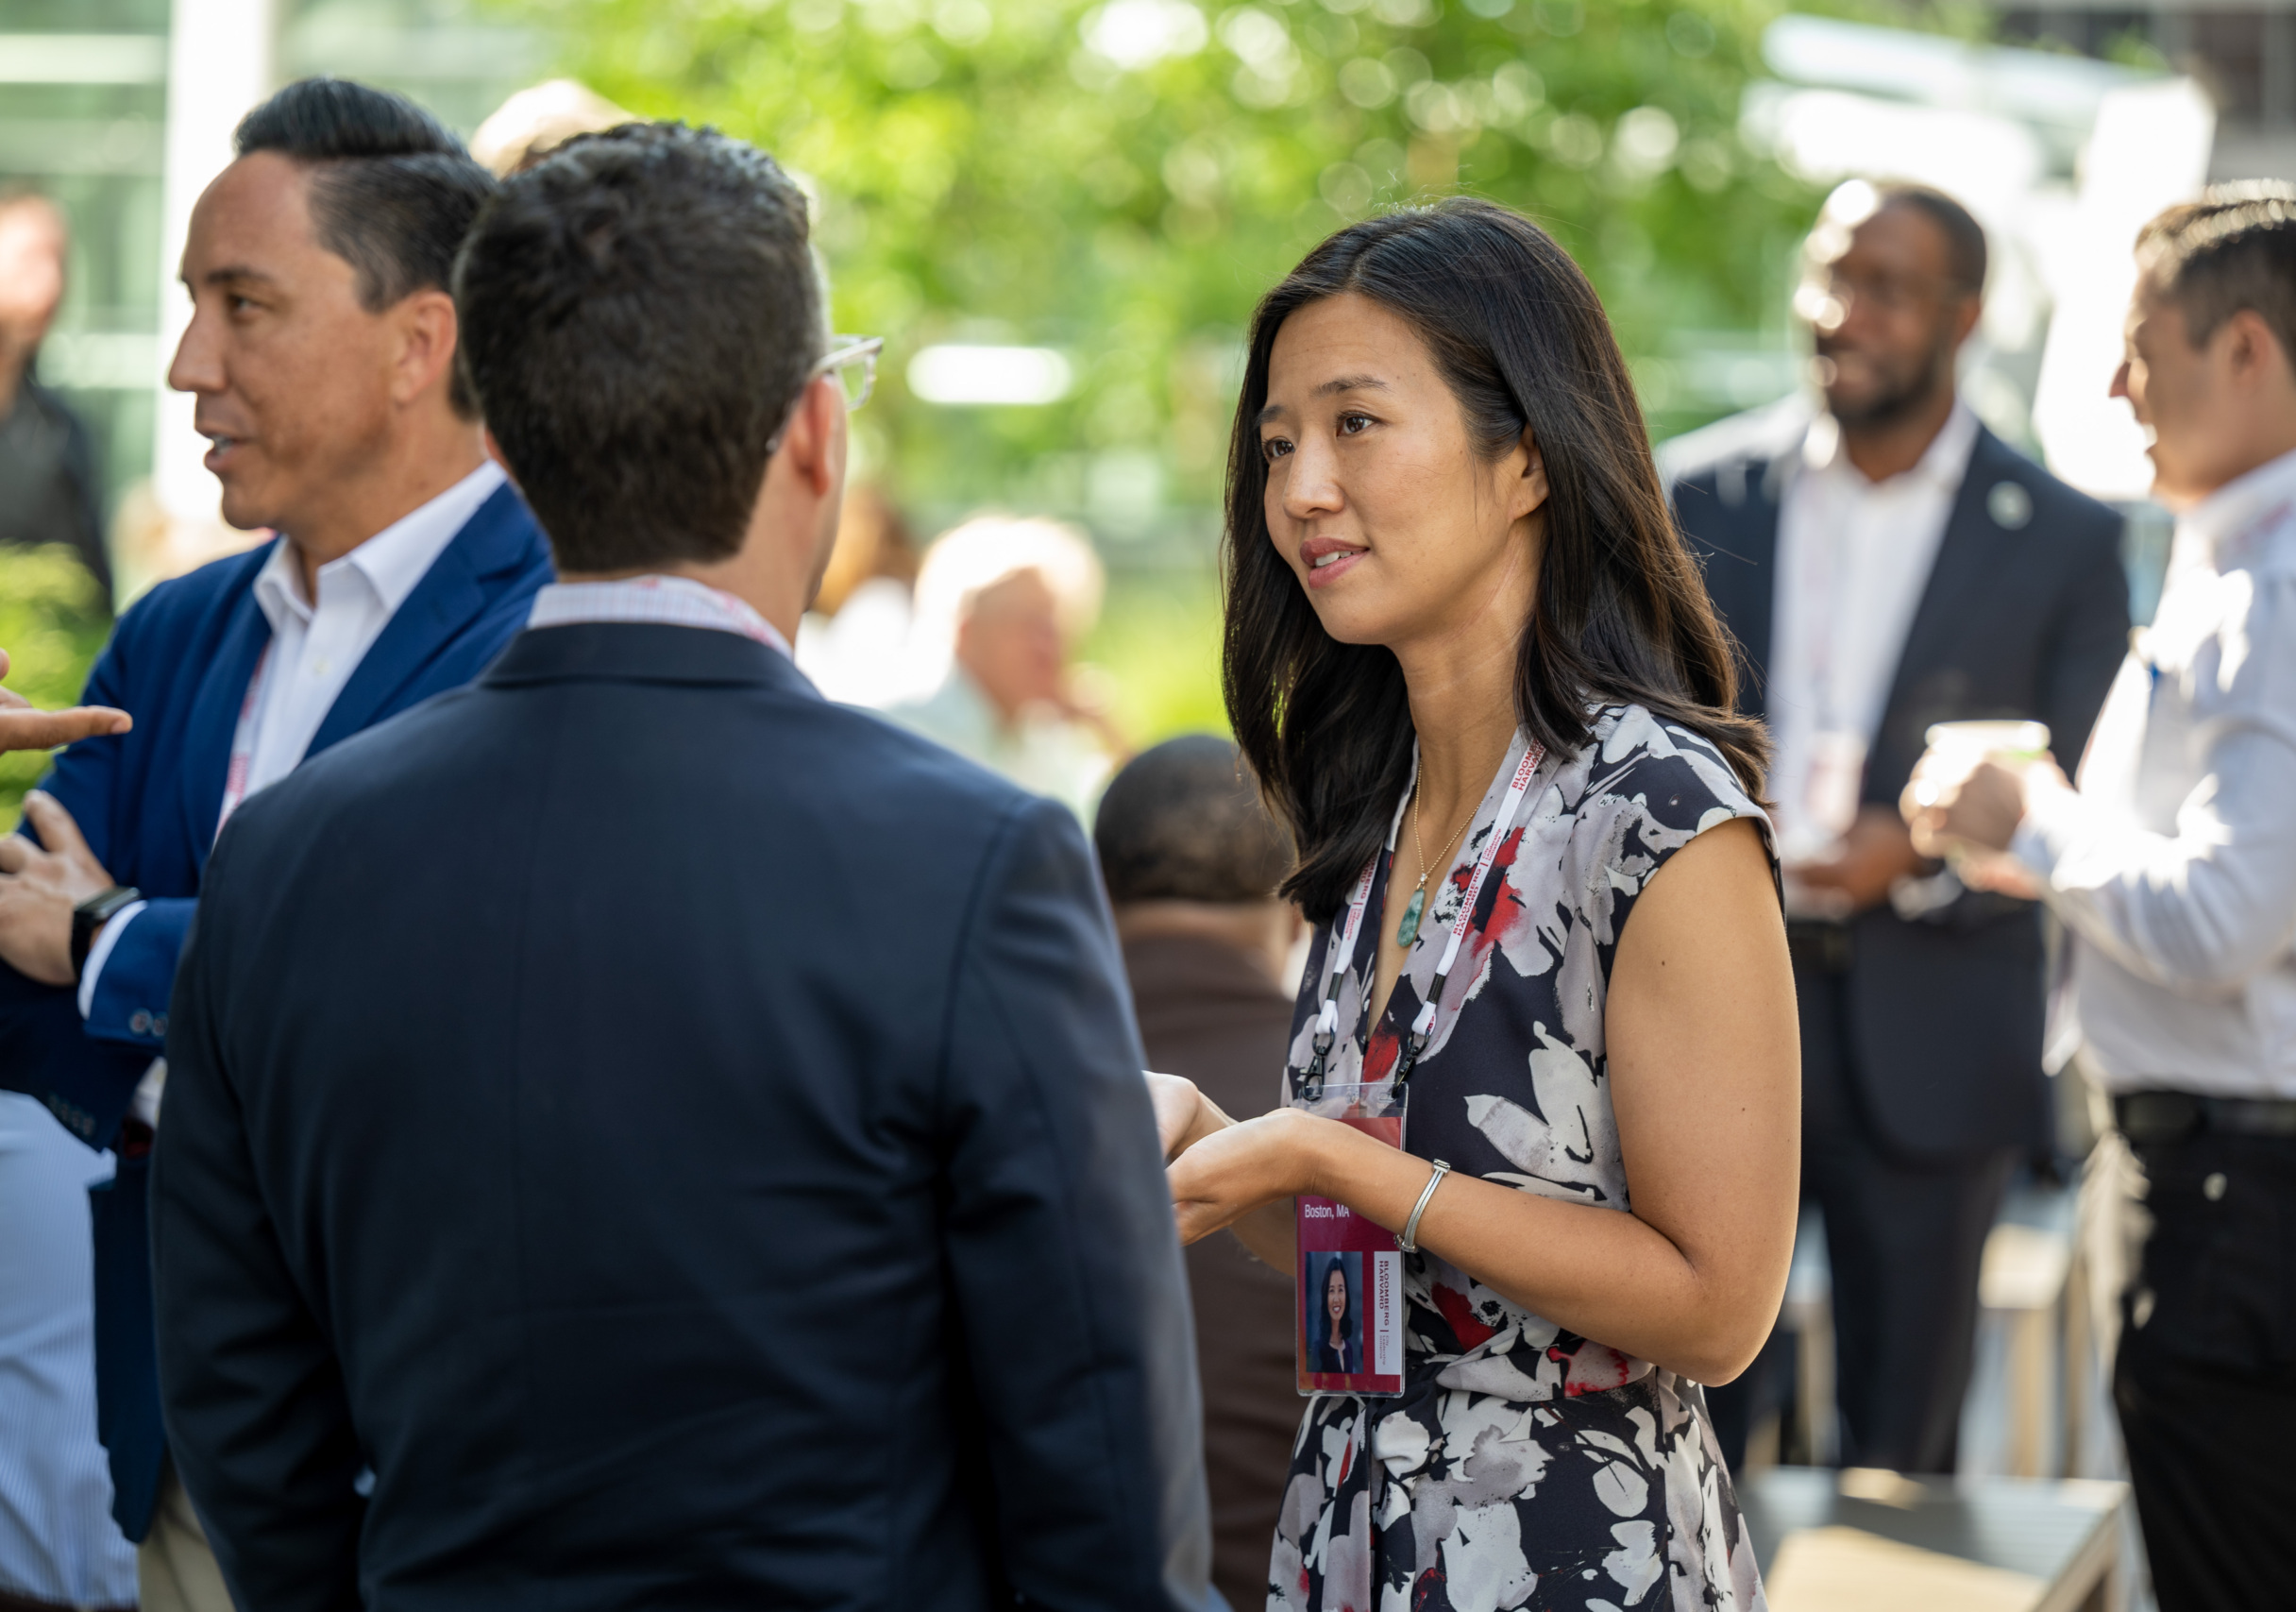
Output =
[{"x1": 1666, "y1": 180, "x2": 2128, "y2": 1474}]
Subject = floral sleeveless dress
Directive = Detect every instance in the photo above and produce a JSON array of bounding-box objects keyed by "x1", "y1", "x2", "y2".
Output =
[{"x1": 1270, "y1": 706, "x2": 1771, "y2": 1612}]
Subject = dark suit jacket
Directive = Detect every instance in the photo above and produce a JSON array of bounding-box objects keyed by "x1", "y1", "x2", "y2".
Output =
[
  {"x1": 0, "y1": 484, "x2": 551, "y2": 1537},
  {"x1": 153, "y1": 622, "x2": 1213, "y2": 1612},
  {"x1": 1123, "y1": 930, "x2": 1296, "y2": 1612},
  {"x1": 1671, "y1": 414, "x2": 2128, "y2": 1158}
]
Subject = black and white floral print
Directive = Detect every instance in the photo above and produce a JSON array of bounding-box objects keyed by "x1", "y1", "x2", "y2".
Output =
[{"x1": 1272, "y1": 706, "x2": 1772, "y2": 1612}]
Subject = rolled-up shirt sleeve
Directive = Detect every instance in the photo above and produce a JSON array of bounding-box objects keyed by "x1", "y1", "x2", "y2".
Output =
[{"x1": 2013, "y1": 574, "x2": 2296, "y2": 994}]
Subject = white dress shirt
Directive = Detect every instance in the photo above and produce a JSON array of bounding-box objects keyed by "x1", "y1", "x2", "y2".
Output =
[
  {"x1": 1769, "y1": 401, "x2": 1981, "y2": 860},
  {"x1": 79, "y1": 460, "x2": 507, "y2": 1055},
  {"x1": 527, "y1": 572, "x2": 795, "y2": 656},
  {"x1": 2013, "y1": 446, "x2": 2296, "y2": 1098},
  {"x1": 236, "y1": 458, "x2": 508, "y2": 806}
]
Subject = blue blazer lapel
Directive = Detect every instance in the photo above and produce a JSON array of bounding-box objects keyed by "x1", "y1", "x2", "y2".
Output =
[
  {"x1": 307, "y1": 484, "x2": 537, "y2": 759},
  {"x1": 179, "y1": 559, "x2": 276, "y2": 869}
]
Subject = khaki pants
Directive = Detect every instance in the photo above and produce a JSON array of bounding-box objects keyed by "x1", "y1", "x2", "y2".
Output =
[{"x1": 138, "y1": 1465, "x2": 233, "y2": 1612}]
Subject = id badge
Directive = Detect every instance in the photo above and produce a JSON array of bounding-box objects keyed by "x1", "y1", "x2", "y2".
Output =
[{"x1": 1292, "y1": 1080, "x2": 1408, "y2": 1397}]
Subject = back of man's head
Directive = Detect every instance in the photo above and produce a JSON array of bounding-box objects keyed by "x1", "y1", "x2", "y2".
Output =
[
  {"x1": 1096, "y1": 735, "x2": 1292, "y2": 908},
  {"x1": 233, "y1": 77, "x2": 495, "y2": 416},
  {"x1": 454, "y1": 124, "x2": 820, "y2": 574},
  {"x1": 2139, "y1": 182, "x2": 2296, "y2": 367}
]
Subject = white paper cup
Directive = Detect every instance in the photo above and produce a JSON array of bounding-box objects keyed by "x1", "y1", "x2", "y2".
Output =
[{"x1": 1923, "y1": 720, "x2": 2051, "y2": 768}]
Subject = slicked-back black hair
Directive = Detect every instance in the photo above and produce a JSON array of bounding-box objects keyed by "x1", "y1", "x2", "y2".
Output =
[
  {"x1": 454, "y1": 123, "x2": 820, "y2": 573},
  {"x1": 1094, "y1": 734, "x2": 1293, "y2": 906},
  {"x1": 234, "y1": 76, "x2": 495, "y2": 416}
]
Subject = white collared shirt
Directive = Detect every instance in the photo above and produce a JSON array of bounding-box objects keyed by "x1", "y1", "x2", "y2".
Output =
[
  {"x1": 525, "y1": 573, "x2": 796, "y2": 656},
  {"x1": 236, "y1": 459, "x2": 508, "y2": 805},
  {"x1": 1768, "y1": 401, "x2": 1981, "y2": 857},
  {"x1": 2013, "y1": 445, "x2": 2296, "y2": 1097},
  {"x1": 79, "y1": 460, "x2": 506, "y2": 1037}
]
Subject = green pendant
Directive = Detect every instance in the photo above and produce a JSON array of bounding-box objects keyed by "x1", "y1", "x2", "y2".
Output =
[{"x1": 1395, "y1": 886, "x2": 1427, "y2": 947}]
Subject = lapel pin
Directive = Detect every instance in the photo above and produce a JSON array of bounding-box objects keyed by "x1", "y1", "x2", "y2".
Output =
[{"x1": 1988, "y1": 481, "x2": 2034, "y2": 531}]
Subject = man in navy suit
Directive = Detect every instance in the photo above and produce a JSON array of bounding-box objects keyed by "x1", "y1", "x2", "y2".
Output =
[
  {"x1": 1667, "y1": 181, "x2": 2128, "y2": 1474},
  {"x1": 150, "y1": 124, "x2": 1211, "y2": 1612},
  {"x1": 0, "y1": 78, "x2": 550, "y2": 1607}
]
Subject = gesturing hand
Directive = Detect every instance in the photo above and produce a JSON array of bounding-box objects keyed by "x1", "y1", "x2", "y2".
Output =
[
  {"x1": 0, "y1": 791, "x2": 117, "y2": 986},
  {"x1": 0, "y1": 650, "x2": 130, "y2": 754}
]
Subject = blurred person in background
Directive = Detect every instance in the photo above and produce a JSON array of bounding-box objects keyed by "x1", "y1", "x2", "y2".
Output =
[
  {"x1": 1095, "y1": 733, "x2": 1300, "y2": 1612},
  {"x1": 469, "y1": 76, "x2": 632, "y2": 177},
  {"x1": 886, "y1": 513, "x2": 1125, "y2": 819},
  {"x1": 1908, "y1": 183, "x2": 2296, "y2": 1612},
  {"x1": 1670, "y1": 179, "x2": 2129, "y2": 1475},
  {"x1": 0, "y1": 190, "x2": 112, "y2": 610},
  {"x1": 796, "y1": 484, "x2": 920, "y2": 705},
  {"x1": 0, "y1": 1093, "x2": 139, "y2": 1612},
  {"x1": 0, "y1": 78, "x2": 549, "y2": 1612},
  {"x1": 152, "y1": 121, "x2": 1210, "y2": 1612}
]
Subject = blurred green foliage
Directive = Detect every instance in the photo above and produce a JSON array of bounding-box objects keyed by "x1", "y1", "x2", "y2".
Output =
[
  {"x1": 0, "y1": 545, "x2": 111, "y2": 824},
  {"x1": 512, "y1": 0, "x2": 1828, "y2": 525},
  {"x1": 505, "y1": 0, "x2": 1856, "y2": 743}
]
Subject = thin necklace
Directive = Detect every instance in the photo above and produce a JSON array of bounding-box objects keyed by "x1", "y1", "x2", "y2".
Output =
[{"x1": 1395, "y1": 785, "x2": 1474, "y2": 947}]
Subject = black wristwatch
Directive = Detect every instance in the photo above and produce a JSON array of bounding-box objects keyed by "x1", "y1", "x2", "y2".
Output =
[{"x1": 72, "y1": 886, "x2": 141, "y2": 982}]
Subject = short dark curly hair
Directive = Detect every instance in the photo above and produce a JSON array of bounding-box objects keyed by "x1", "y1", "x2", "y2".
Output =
[
  {"x1": 1094, "y1": 735, "x2": 1293, "y2": 907},
  {"x1": 453, "y1": 123, "x2": 821, "y2": 573},
  {"x1": 2139, "y1": 181, "x2": 2296, "y2": 367}
]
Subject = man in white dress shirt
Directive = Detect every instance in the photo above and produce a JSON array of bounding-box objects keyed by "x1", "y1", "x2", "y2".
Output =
[
  {"x1": 1671, "y1": 180, "x2": 2129, "y2": 1474},
  {"x1": 1912, "y1": 182, "x2": 2296, "y2": 1612},
  {"x1": 0, "y1": 78, "x2": 552, "y2": 1612}
]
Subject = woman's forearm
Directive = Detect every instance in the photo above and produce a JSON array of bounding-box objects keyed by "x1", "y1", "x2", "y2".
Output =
[
  {"x1": 1305, "y1": 1124, "x2": 1774, "y2": 1383},
  {"x1": 1226, "y1": 1198, "x2": 1294, "y2": 1273}
]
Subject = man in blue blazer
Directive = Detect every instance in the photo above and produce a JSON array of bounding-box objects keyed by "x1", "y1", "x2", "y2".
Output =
[
  {"x1": 150, "y1": 123, "x2": 1212, "y2": 1612},
  {"x1": 0, "y1": 77, "x2": 549, "y2": 1599}
]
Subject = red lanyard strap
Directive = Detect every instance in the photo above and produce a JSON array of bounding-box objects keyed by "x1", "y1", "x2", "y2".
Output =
[
  {"x1": 1299, "y1": 741, "x2": 1547, "y2": 1097},
  {"x1": 1392, "y1": 742, "x2": 1544, "y2": 1087}
]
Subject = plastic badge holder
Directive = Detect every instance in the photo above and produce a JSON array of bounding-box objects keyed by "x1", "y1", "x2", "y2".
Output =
[{"x1": 1292, "y1": 1080, "x2": 1409, "y2": 1398}]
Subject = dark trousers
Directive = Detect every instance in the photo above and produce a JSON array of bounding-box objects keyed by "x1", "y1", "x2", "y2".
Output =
[
  {"x1": 2113, "y1": 1127, "x2": 2296, "y2": 1612},
  {"x1": 1709, "y1": 958, "x2": 2013, "y2": 1474}
]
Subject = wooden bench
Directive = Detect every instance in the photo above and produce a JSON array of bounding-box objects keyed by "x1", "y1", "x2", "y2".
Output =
[{"x1": 1741, "y1": 1466, "x2": 2128, "y2": 1612}]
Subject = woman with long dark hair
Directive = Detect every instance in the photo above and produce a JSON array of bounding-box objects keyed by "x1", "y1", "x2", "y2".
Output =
[
  {"x1": 1154, "y1": 199, "x2": 1798, "y2": 1609},
  {"x1": 1313, "y1": 1257, "x2": 1356, "y2": 1376}
]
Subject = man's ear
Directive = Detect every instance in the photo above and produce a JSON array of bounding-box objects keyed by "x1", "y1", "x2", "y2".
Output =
[
  {"x1": 390, "y1": 288, "x2": 461, "y2": 407},
  {"x1": 2224, "y1": 307, "x2": 2292, "y2": 392},
  {"x1": 780, "y1": 374, "x2": 844, "y2": 500}
]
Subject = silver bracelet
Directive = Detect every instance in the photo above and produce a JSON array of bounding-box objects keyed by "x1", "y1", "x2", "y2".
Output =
[{"x1": 1397, "y1": 1160, "x2": 1451, "y2": 1253}]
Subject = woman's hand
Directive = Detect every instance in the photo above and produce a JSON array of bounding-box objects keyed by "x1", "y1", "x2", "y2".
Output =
[
  {"x1": 1143, "y1": 1071, "x2": 1237, "y2": 1162},
  {"x1": 1166, "y1": 1107, "x2": 1333, "y2": 1245}
]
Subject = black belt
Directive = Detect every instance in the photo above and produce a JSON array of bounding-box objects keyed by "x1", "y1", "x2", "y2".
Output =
[
  {"x1": 1784, "y1": 918, "x2": 1853, "y2": 974},
  {"x1": 2115, "y1": 1091, "x2": 2296, "y2": 1145}
]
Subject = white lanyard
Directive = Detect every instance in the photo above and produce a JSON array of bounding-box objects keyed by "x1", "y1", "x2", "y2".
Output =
[
  {"x1": 1301, "y1": 739, "x2": 1546, "y2": 1092},
  {"x1": 216, "y1": 642, "x2": 275, "y2": 835}
]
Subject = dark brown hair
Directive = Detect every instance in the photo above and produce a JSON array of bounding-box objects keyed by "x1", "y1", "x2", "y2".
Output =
[
  {"x1": 454, "y1": 123, "x2": 820, "y2": 572},
  {"x1": 2138, "y1": 180, "x2": 2296, "y2": 367},
  {"x1": 1094, "y1": 734, "x2": 1292, "y2": 906},
  {"x1": 1222, "y1": 198, "x2": 1765, "y2": 923}
]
